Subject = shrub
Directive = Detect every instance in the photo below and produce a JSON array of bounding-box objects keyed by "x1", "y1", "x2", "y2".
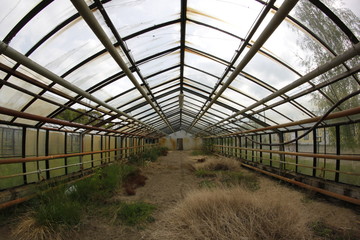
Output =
[
  {"x1": 149, "y1": 188, "x2": 310, "y2": 240},
  {"x1": 116, "y1": 202, "x2": 156, "y2": 226},
  {"x1": 157, "y1": 146, "x2": 169, "y2": 156}
]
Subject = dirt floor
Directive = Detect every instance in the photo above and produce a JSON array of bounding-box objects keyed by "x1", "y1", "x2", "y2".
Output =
[{"x1": 1, "y1": 150, "x2": 359, "y2": 239}]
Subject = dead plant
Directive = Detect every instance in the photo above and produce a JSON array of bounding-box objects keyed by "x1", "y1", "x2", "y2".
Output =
[
  {"x1": 148, "y1": 187, "x2": 311, "y2": 240},
  {"x1": 12, "y1": 212, "x2": 66, "y2": 240}
]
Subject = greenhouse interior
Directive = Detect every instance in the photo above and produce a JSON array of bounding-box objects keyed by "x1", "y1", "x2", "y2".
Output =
[{"x1": 0, "y1": 0, "x2": 359, "y2": 239}]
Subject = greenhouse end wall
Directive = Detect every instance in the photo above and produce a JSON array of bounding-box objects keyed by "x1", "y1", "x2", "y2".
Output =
[{"x1": 159, "y1": 130, "x2": 202, "y2": 151}]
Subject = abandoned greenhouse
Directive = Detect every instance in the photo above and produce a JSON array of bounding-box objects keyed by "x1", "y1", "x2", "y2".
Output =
[{"x1": 0, "y1": 0, "x2": 359, "y2": 239}]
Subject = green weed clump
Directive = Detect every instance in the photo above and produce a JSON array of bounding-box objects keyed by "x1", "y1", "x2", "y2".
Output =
[
  {"x1": 198, "y1": 180, "x2": 217, "y2": 189},
  {"x1": 195, "y1": 169, "x2": 217, "y2": 178},
  {"x1": 34, "y1": 189, "x2": 82, "y2": 227},
  {"x1": 128, "y1": 147, "x2": 168, "y2": 166},
  {"x1": 309, "y1": 220, "x2": 358, "y2": 240},
  {"x1": 116, "y1": 202, "x2": 156, "y2": 226},
  {"x1": 12, "y1": 163, "x2": 138, "y2": 239},
  {"x1": 70, "y1": 164, "x2": 136, "y2": 203}
]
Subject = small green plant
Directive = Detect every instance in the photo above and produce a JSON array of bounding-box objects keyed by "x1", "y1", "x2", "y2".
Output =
[
  {"x1": 310, "y1": 221, "x2": 333, "y2": 238},
  {"x1": 199, "y1": 180, "x2": 217, "y2": 188},
  {"x1": 310, "y1": 220, "x2": 359, "y2": 240},
  {"x1": 195, "y1": 169, "x2": 217, "y2": 178},
  {"x1": 116, "y1": 202, "x2": 156, "y2": 226}
]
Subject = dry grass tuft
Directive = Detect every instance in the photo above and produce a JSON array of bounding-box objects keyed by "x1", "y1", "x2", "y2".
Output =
[
  {"x1": 12, "y1": 212, "x2": 66, "y2": 240},
  {"x1": 193, "y1": 157, "x2": 240, "y2": 172},
  {"x1": 149, "y1": 187, "x2": 311, "y2": 240}
]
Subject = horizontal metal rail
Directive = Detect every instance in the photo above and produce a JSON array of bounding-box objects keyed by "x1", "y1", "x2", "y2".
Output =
[
  {"x1": 207, "y1": 106, "x2": 360, "y2": 138},
  {"x1": 0, "y1": 158, "x2": 107, "y2": 179},
  {"x1": 240, "y1": 162, "x2": 360, "y2": 205},
  {"x1": 213, "y1": 145, "x2": 360, "y2": 161},
  {"x1": 0, "y1": 170, "x2": 96, "y2": 210},
  {"x1": 248, "y1": 155, "x2": 359, "y2": 176},
  {"x1": 0, "y1": 144, "x2": 157, "y2": 164}
]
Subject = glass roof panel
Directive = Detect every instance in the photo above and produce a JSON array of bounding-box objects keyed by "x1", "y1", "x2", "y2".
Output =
[
  {"x1": 222, "y1": 88, "x2": 257, "y2": 107},
  {"x1": 183, "y1": 66, "x2": 218, "y2": 89},
  {"x1": 0, "y1": 86, "x2": 34, "y2": 111},
  {"x1": 229, "y1": 73, "x2": 273, "y2": 100},
  {"x1": 153, "y1": 80, "x2": 180, "y2": 93},
  {"x1": 92, "y1": 76, "x2": 136, "y2": 102},
  {"x1": 104, "y1": 0, "x2": 180, "y2": 37},
  {"x1": 125, "y1": 23, "x2": 180, "y2": 62},
  {"x1": 184, "y1": 49, "x2": 226, "y2": 78},
  {"x1": 65, "y1": 54, "x2": 127, "y2": 92},
  {"x1": 0, "y1": 55, "x2": 17, "y2": 68},
  {"x1": 187, "y1": 0, "x2": 264, "y2": 38},
  {"x1": 23, "y1": 99, "x2": 58, "y2": 118},
  {"x1": 154, "y1": 84, "x2": 179, "y2": 96},
  {"x1": 139, "y1": 51, "x2": 180, "y2": 77},
  {"x1": 186, "y1": 21, "x2": 240, "y2": 62},
  {"x1": 7, "y1": 76, "x2": 43, "y2": 95},
  {"x1": 28, "y1": 19, "x2": 106, "y2": 76},
  {"x1": 147, "y1": 68, "x2": 180, "y2": 87},
  {"x1": 157, "y1": 92, "x2": 179, "y2": 103},
  {"x1": 217, "y1": 97, "x2": 244, "y2": 112},
  {"x1": 271, "y1": 102, "x2": 311, "y2": 121},
  {"x1": 8, "y1": 1, "x2": 76, "y2": 54},
  {"x1": 242, "y1": 53, "x2": 300, "y2": 90},
  {"x1": 0, "y1": 0, "x2": 41, "y2": 40},
  {"x1": 107, "y1": 88, "x2": 139, "y2": 106}
]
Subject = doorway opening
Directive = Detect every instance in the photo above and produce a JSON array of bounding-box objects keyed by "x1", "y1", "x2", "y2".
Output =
[{"x1": 176, "y1": 138, "x2": 183, "y2": 150}]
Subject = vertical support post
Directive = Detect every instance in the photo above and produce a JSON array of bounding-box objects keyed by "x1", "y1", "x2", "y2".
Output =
[
  {"x1": 124, "y1": 137, "x2": 127, "y2": 159},
  {"x1": 64, "y1": 132, "x2": 68, "y2": 175},
  {"x1": 239, "y1": 136, "x2": 242, "y2": 159},
  {"x1": 245, "y1": 136, "x2": 248, "y2": 161},
  {"x1": 80, "y1": 133, "x2": 84, "y2": 173},
  {"x1": 251, "y1": 135, "x2": 255, "y2": 162},
  {"x1": 100, "y1": 135, "x2": 103, "y2": 164},
  {"x1": 115, "y1": 136, "x2": 118, "y2": 162},
  {"x1": 312, "y1": 129, "x2": 317, "y2": 177},
  {"x1": 278, "y1": 132, "x2": 285, "y2": 171},
  {"x1": 234, "y1": 137, "x2": 238, "y2": 158},
  {"x1": 36, "y1": 128, "x2": 41, "y2": 181},
  {"x1": 259, "y1": 134, "x2": 263, "y2": 164},
  {"x1": 295, "y1": 131, "x2": 299, "y2": 173},
  {"x1": 21, "y1": 126, "x2": 27, "y2": 184},
  {"x1": 269, "y1": 133, "x2": 272, "y2": 167},
  {"x1": 45, "y1": 130, "x2": 50, "y2": 179},
  {"x1": 91, "y1": 134, "x2": 94, "y2": 168},
  {"x1": 335, "y1": 125, "x2": 340, "y2": 182},
  {"x1": 106, "y1": 136, "x2": 111, "y2": 163}
]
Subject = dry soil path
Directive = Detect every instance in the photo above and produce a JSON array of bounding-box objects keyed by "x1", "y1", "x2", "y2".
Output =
[{"x1": 78, "y1": 150, "x2": 201, "y2": 240}]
